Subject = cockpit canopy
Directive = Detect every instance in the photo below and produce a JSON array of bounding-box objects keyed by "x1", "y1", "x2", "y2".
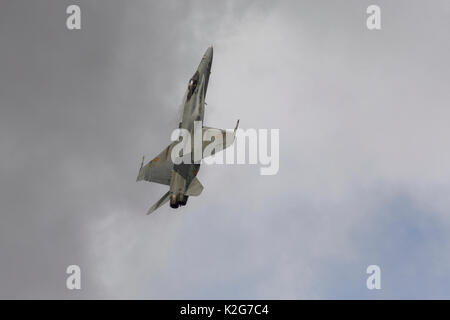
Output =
[
  {"x1": 187, "y1": 71, "x2": 200, "y2": 100},
  {"x1": 188, "y1": 79, "x2": 197, "y2": 90}
]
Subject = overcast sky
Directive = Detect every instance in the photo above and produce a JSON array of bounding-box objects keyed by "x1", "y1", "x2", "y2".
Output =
[{"x1": 1, "y1": 0, "x2": 450, "y2": 299}]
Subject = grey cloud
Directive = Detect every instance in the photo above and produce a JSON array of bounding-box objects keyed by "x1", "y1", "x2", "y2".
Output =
[{"x1": 1, "y1": 0, "x2": 450, "y2": 298}]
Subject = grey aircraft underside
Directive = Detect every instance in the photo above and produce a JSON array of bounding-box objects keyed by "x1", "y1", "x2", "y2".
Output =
[{"x1": 137, "y1": 46, "x2": 238, "y2": 214}]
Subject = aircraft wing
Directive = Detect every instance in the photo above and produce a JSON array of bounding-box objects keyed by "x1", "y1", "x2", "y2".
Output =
[
  {"x1": 136, "y1": 143, "x2": 175, "y2": 185},
  {"x1": 202, "y1": 120, "x2": 239, "y2": 158}
]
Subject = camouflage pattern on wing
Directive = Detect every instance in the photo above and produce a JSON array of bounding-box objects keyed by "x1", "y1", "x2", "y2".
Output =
[
  {"x1": 136, "y1": 143, "x2": 175, "y2": 185},
  {"x1": 201, "y1": 120, "x2": 239, "y2": 158}
]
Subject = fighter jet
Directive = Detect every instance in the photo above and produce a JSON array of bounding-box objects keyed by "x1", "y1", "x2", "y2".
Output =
[{"x1": 137, "y1": 46, "x2": 239, "y2": 214}]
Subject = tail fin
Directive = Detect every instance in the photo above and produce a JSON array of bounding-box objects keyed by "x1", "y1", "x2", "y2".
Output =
[{"x1": 147, "y1": 191, "x2": 171, "y2": 215}]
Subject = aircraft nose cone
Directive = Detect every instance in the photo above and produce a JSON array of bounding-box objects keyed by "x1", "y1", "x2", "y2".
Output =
[{"x1": 206, "y1": 46, "x2": 213, "y2": 60}]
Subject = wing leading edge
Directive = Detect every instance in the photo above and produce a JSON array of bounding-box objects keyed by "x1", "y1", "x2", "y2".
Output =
[{"x1": 136, "y1": 142, "x2": 175, "y2": 185}]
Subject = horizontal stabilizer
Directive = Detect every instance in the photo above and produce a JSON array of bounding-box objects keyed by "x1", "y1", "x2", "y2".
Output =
[{"x1": 147, "y1": 191, "x2": 171, "y2": 215}]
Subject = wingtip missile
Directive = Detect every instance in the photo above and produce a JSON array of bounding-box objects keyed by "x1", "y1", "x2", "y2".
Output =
[{"x1": 136, "y1": 155, "x2": 145, "y2": 182}]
